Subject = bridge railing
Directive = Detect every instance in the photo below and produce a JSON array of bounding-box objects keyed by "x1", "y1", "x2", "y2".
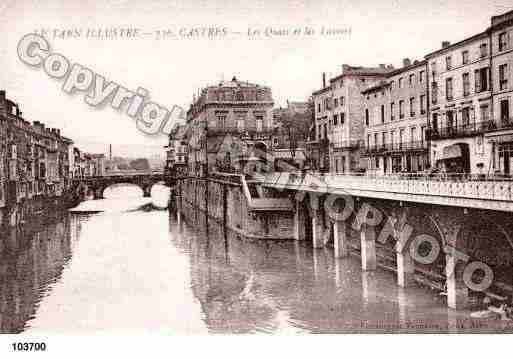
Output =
[{"x1": 257, "y1": 172, "x2": 513, "y2": 203}]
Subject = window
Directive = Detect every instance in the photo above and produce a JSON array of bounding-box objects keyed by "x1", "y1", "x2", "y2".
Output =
[
  {"x1": 446, "y1": 110, "x2": 454, "y2": 128},
  {"x1": 480, "y1": 104, "x2": 490, "y2": 122},
  {"x1": 462, "y1": 73, "x2": 470, "y2": 96},
  {"x1": 334, "y1": 97, "x2": 339, "y2": 107},
  {"x1": 500, "y1": 64, "x2": 508, "y2": 90},
  {"x1": 419, "y1": 70, "x2": 425, "y2": 83},
  {"x1": 409, "y1": 74, "x2": 415, "y2": 86},
  {"x1": 500, "y1": 99, "x2": 510, "y2": 123},
  {"x1": 480, "y1": 43, "x2": 488, "y2": 58},
  {"x1": 475, "y1": 67, "x2": 489, "y2": 92},
  {"x1": 462, "y1": 107, "x2": 470, "y2": 126},
  {"x1": 317, "y1": 103, "x2": 321, "y2": 112},
  {"x1": 381, "y1": 105, "x2": 385, "y2": 123},
  {"x1": 499, "y1": 32, "x2": 509, "y2": 52},
  {"x1": 340, "y1": 96, "x2": 345, "y2": 106},
  {"x1": 410, "y1": 127, "x2": 417, "y2": 142},
  {"x1": 398, "y1": 77, "x2": 403, "y2": 88},
  {"x1": 462, "y1": 50, "x2": 469, "y2": 65},
  {"x1": 273, "y1": 138, "x2": 278, "y2": 146},
  {"x1": 390, "y1": 102, "x2": 395, "y2": 121},
  {"x1": 390, "y1": 81, "x2": 395, "y2": 90},
  {"x1": 446, "y1": 56, "x2": 452, "y2": 70},
  {"x1": 216, "y1": 114, "x2": 227, "y2": 128},
  {"x1": 420, "y1": 95, "x2": 426, "y2": 114},
  {"x1": 256, "y1": 115, "x2": 263, "y2": 131},
  {"x1": 390, "y1": 130, "x2": 395, "y2": 146},
  {"x1": 340, "y1": 113, "x2": 345, "y2": 124},
  {"x1": 365, "y1": 109, "x2": 369, "y2": 126},
  {"x1": 399, "y1": 100, "x2": 404, "y2": 119},
  {"x1": 333, "y1": 114, "x2": 339, "y2": 126},
  {"x1": 318, "y1": 125, "x2": 322, "y2": 139},
  {"x1": 382, "y1": 132, "x2": 387, "y2": 147},
  {"x1": 432, "y1": 82, "x2": 438, "y2": 104},
  {"x1": 237, "y1": 119, "x2": 244, "y2": 131},
  {"x1": 431, "y1": 62, "x2": 437, "y2": 77},
  {"x1": 432, "y1": 113, "x2": 438, "y2": 132},
  {"x1": 374, "y1": 133, "x2": 379, "y2": 148},
  {"x1": 367, "y1": 134, "x2": 371, "y2": 147},
  {"x1": 446, "y1": 77, "x2": 453, "y2": 100},
  {"x1": 410, "y1": 97, "x2": 415, "y2": 117}
]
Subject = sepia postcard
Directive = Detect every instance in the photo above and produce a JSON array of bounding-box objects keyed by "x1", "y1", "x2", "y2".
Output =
[{"x1": 0, "y1": 0, "x2": 512, "y2": 356}]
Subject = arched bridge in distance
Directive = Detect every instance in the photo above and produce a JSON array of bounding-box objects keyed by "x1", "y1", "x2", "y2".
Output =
[{"x1": 72, "y1": 170, "x2": 168, "y2": 200}]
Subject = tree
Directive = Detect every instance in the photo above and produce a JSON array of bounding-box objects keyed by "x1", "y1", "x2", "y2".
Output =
[
  {"x1": 129, "y1": 158, "x2": 150, "y2": 171},
  {"x1": 278, "y1": 108, "x2": 312, "y2": 161}
]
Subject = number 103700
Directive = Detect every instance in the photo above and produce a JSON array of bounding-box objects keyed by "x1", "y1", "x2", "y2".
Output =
[{"x1": 12, "y1": 342, "x2": 47, "y2": 351}]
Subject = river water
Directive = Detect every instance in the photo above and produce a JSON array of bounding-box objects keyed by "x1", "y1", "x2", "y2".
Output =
[{"x1": 0, "y1": 185, "x2": 511, "y2": 334}]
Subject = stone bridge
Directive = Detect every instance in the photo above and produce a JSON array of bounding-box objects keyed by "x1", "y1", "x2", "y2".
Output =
[
  {"x1": 73, "y1": 172, "x2": 166, "y2": 199},
  {"x1": 255, "y1": 172, "x2": 513, "y2": 310}
]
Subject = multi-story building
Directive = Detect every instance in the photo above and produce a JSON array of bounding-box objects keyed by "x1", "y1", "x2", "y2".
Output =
[
  {"x1": 310, "y1": 76, "x2": 332, "y2": 171},
  {"x1": 426, "y1": 31, "x2": 494, "y2": 175},
  {"x1": 312, "y1": 65, "x2": 393, "y2": 173},
  {"x1": 186, "y1": 77, "x2": 274, "y2": 176},
  {"x1": 165, "y1": 123, "x2": 188, "y2": 177},
  {"x1": 0, "y1": 90, "x2": 76, "y2": 202},
  {"x1": 487, "y1": 11, "x2": 513, "y2": 176},
  {"x1": 363, "y1": 59, "x2": 429, "y2": 174}
]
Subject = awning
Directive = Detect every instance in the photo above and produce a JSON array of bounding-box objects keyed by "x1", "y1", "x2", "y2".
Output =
[{"x1": 440, "y1": 144, "x2": 462, "y2": 160}]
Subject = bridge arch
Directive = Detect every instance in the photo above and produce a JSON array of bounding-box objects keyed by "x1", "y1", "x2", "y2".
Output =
[{"x1": 456, "y1": 213, "x2": 513, "y2": 286}]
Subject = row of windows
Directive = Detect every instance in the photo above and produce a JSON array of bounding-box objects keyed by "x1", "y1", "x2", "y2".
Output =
[
  {"x1": 215, "y1": 114, "x2": 264, "y2": 130},
  {"x1": 367, "y1": 126, "x2": 427, "y2": 147},
  {"x1": 317, "y1": 96, "x2": 346, "y2": 112},
  {"x1": 391, "y1": 70, "x2": 425, "y2": 90},
  {"x1": 434, "y1": 33, "x2": 509, "y2": 75},
  {"x1": 365, "y1": 95, "x2": 427, "y2": 126}
]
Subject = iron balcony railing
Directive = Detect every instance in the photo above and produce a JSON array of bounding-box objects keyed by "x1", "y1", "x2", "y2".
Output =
[
  {"x1": 364, "y1": 141, "x2": 427, "y2": 154},
  {"x1": 206, "y1": 126, "x2": 274, "y2": 137},
  {"x1": 331, "y1": 139, "x2": 362, "y2": 150},
  {"x1": 426, "y1": 120, "x2": 495, "y2": 140}
]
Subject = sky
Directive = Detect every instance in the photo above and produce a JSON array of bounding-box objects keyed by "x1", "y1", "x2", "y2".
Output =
[{"x1": 0, "y1": 0, "x2": 511, "y2": 157}]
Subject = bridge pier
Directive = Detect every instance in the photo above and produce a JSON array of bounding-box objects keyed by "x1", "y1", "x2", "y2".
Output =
[
  {"x1": 143, "y1": 186, "x2": 152, "y2": 198},
  {"x1": 446, "y1": 250, "x2": 469, "y2": 309},
  {"x1": 312, "y1": 210, "x2": 324, "y2": 249},
  {"x1": 294, "y1": 200, "x2": 306, "y2": 241},
  {"x1": 360, "y1": 223, "x2": 376, "y2": 271},
  {"x1": 93, "y1": 188, "x2": 104, "y2": 200},
  {"x1": 333, "y1": 220, "x2": 348, "y2": 258},
  {"x1": 396, "y1": 248, "x2": 415, "y2": 288}
]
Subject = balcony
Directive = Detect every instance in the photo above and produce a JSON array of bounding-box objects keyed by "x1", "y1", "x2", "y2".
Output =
[
  {"x1": 206, "y1": 126, "x2": 274, "y2": 138},
  {"x1": 331, "y1": 140, "x2": 361, "y2": 150},
  {"x1": 427, "y1": 121, "x2": 495, "y2": 140},
  {"x1": 364, "y1": 141, "x2": 427, "y2": 155}
]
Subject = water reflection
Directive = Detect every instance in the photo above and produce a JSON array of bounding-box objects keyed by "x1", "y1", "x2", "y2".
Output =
[
  {"x1": 2, "y1": 183, "x2": 512, "y2": 333},
  {"x1": 174, "y1": 203, "x2": 513, "y2": 333}
]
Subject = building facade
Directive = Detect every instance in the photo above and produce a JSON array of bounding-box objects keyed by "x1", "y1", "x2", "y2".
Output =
[
  {"x1": 426, "y1": 10, "x2": 513, "y2": 176},
  {"x1": 487, "y1": 11, "x2": 513, "y2": 176},
  {"x1": 311, "y1": 65, "x2": 393, "y2": 173},
  {"x1": 363, "y1": 59, "x2": 429, "y2": 174},
  {"x1": 186, "y1": 77, "x2": 274, "y2": 176}
]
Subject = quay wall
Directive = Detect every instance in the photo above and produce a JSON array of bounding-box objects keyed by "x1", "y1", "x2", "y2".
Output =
[{"x1": 176, "y1": 177, "x2": 295, "y2": 240}]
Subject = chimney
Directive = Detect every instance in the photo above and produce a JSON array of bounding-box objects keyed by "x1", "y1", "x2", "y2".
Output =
[
  {"x1": 322, "y1": 72, "x2": 326, "y2": 88},
  {"x1": 56, "y1": 129, "x2": 60, "y2": 136},
  {"x1": 15, "y1": 105, "x2": 20, "y2": 117},
  {"x1": 0, "y1": 90, "x2": 5, "y2": 102},
  {"x1": 341, "y1": 64, "x2": 351, "y2": 73},
  {"x1": 403, "y1": 58, "x2": 411, "y2": 67},
  {"x1": 442, "y1": 41, "x2": 451, "y2": 49}
]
